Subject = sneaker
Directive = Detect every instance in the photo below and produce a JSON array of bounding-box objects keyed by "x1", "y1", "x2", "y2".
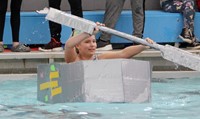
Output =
[
  {"x1": 36, "y1": 7, "x2": 49, "y2": 14},
  {"x1": 38, "y1": 38, "x2": 63, "y2": 52},
  {"x1": 0, "y1": 44, "x2": 4, "y2": 53},
  {"x1": 96, "y1": 39, "x2": 112, "y2": 51},
  {"x1": 11, "y1": 44, "x2": 31, "y2": 52},
  {"x1": 179, "y1": 28, "x2": 194, "y2": 44}
]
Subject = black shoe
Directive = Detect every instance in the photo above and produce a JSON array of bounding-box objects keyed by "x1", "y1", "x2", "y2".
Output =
[
  {"x1": 39, "y1": 38, "x2": 63, "y2": 52},
  {"x1": 96, "y1": 39, "x2": 112, "y2": 50},
  {"x1": 179, "y1": 28, "x2": 194, "y2": 44}
]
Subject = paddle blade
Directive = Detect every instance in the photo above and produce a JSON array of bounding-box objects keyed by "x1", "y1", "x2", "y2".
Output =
[
  {"x1": 46, "y1": 8, "x2": 96, "y2": 34},
  {"x1": 160, "y1": 45, "x2": 200, "y2": 71}
]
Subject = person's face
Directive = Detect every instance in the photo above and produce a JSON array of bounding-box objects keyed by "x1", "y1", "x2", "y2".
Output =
[{"x1": 76, "y1": 35, "x2": 97, "y2": 56}]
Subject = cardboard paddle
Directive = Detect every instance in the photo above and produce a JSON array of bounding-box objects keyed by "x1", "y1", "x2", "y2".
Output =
[{"x1": 46, "y1": 8, "x2": 200, "y2": 71}]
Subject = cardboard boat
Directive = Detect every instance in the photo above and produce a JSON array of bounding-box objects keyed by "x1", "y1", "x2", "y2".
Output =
[{"x1": 37, "y1": 59, "x2": 152, "y2": 103}]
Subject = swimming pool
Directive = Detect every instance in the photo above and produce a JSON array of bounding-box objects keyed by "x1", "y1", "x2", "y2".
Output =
[{"x1": 0, "y1": 74, "x2": 200, "y2": 119}]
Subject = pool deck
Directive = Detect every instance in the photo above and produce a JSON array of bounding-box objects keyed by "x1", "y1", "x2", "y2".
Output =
[{"x1": 0, "y1": 48, "x2": 200, "y2": 74}]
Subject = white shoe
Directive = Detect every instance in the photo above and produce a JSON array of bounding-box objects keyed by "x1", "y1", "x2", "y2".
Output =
[
  {"x1": 96, "y1": 44, "x2": 113, "y2": 51},
  {"x1": 38, "y1": 47, "x2": 63, "y2": 52},
  {"x1": 178, "y1": 35, "x2": 193, "y2": 44},
  {"x1": 36, "y1": 7, "x2": 49, "y2": 14}
]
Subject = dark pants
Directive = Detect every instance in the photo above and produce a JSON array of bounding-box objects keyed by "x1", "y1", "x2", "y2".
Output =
[
  {"x1": 0, "y1": 0, "x2": 22, "y2": 42},
  {"x1": 48, "y1": 0, "x2": 83, "y2": 40}
]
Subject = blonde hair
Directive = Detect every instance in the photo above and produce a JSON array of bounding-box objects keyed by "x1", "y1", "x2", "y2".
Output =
[{"x1": 72, "y1": 30, "x2": 82, "y2": 54}]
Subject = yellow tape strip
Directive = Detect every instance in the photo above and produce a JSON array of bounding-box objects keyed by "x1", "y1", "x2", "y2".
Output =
[
  {"x1": 50, "y1": 71, "x2": 59, "y2": 79},
  {"x1": 40, "y1": 81, "x2": 58, "y2": 90},
  {"x1": 51, "y1": 87, "x2": 62, "y2": 97}
]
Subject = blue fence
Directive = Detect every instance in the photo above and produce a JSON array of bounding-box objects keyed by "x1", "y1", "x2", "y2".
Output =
[{"x1": 3, "y1": 11, "x2": 200, "y2": 45}]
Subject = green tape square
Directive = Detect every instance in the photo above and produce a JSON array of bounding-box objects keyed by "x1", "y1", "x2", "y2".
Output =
[
  {"x1": 50, "y1": 65, "x2": 56, "y2": 71},
  {"x1": 45, "y1": 95, "x2": 48, "y2": 102}
]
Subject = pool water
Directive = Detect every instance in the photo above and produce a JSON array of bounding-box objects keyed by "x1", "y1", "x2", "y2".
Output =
[{"x1": 0, "y1": 75, "x2": 200, "y2": 119}]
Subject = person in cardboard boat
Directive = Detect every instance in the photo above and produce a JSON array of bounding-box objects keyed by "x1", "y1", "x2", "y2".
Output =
[{"x1": 64, "y1": 22, "x2": 154, "y2": 63}]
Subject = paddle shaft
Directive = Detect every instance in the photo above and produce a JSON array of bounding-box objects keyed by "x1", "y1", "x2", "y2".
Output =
[{"x1": 98, "y1": 26, "x2": 161, "y2": 50}]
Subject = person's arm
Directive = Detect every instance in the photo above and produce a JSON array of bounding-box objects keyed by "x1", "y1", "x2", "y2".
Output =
[
  {"x1": 98, "y1": 38, "x2": 154, "y2": 59},
  {"x1": 64, "y1": 32, "x2": 91, "y2": 63}
]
